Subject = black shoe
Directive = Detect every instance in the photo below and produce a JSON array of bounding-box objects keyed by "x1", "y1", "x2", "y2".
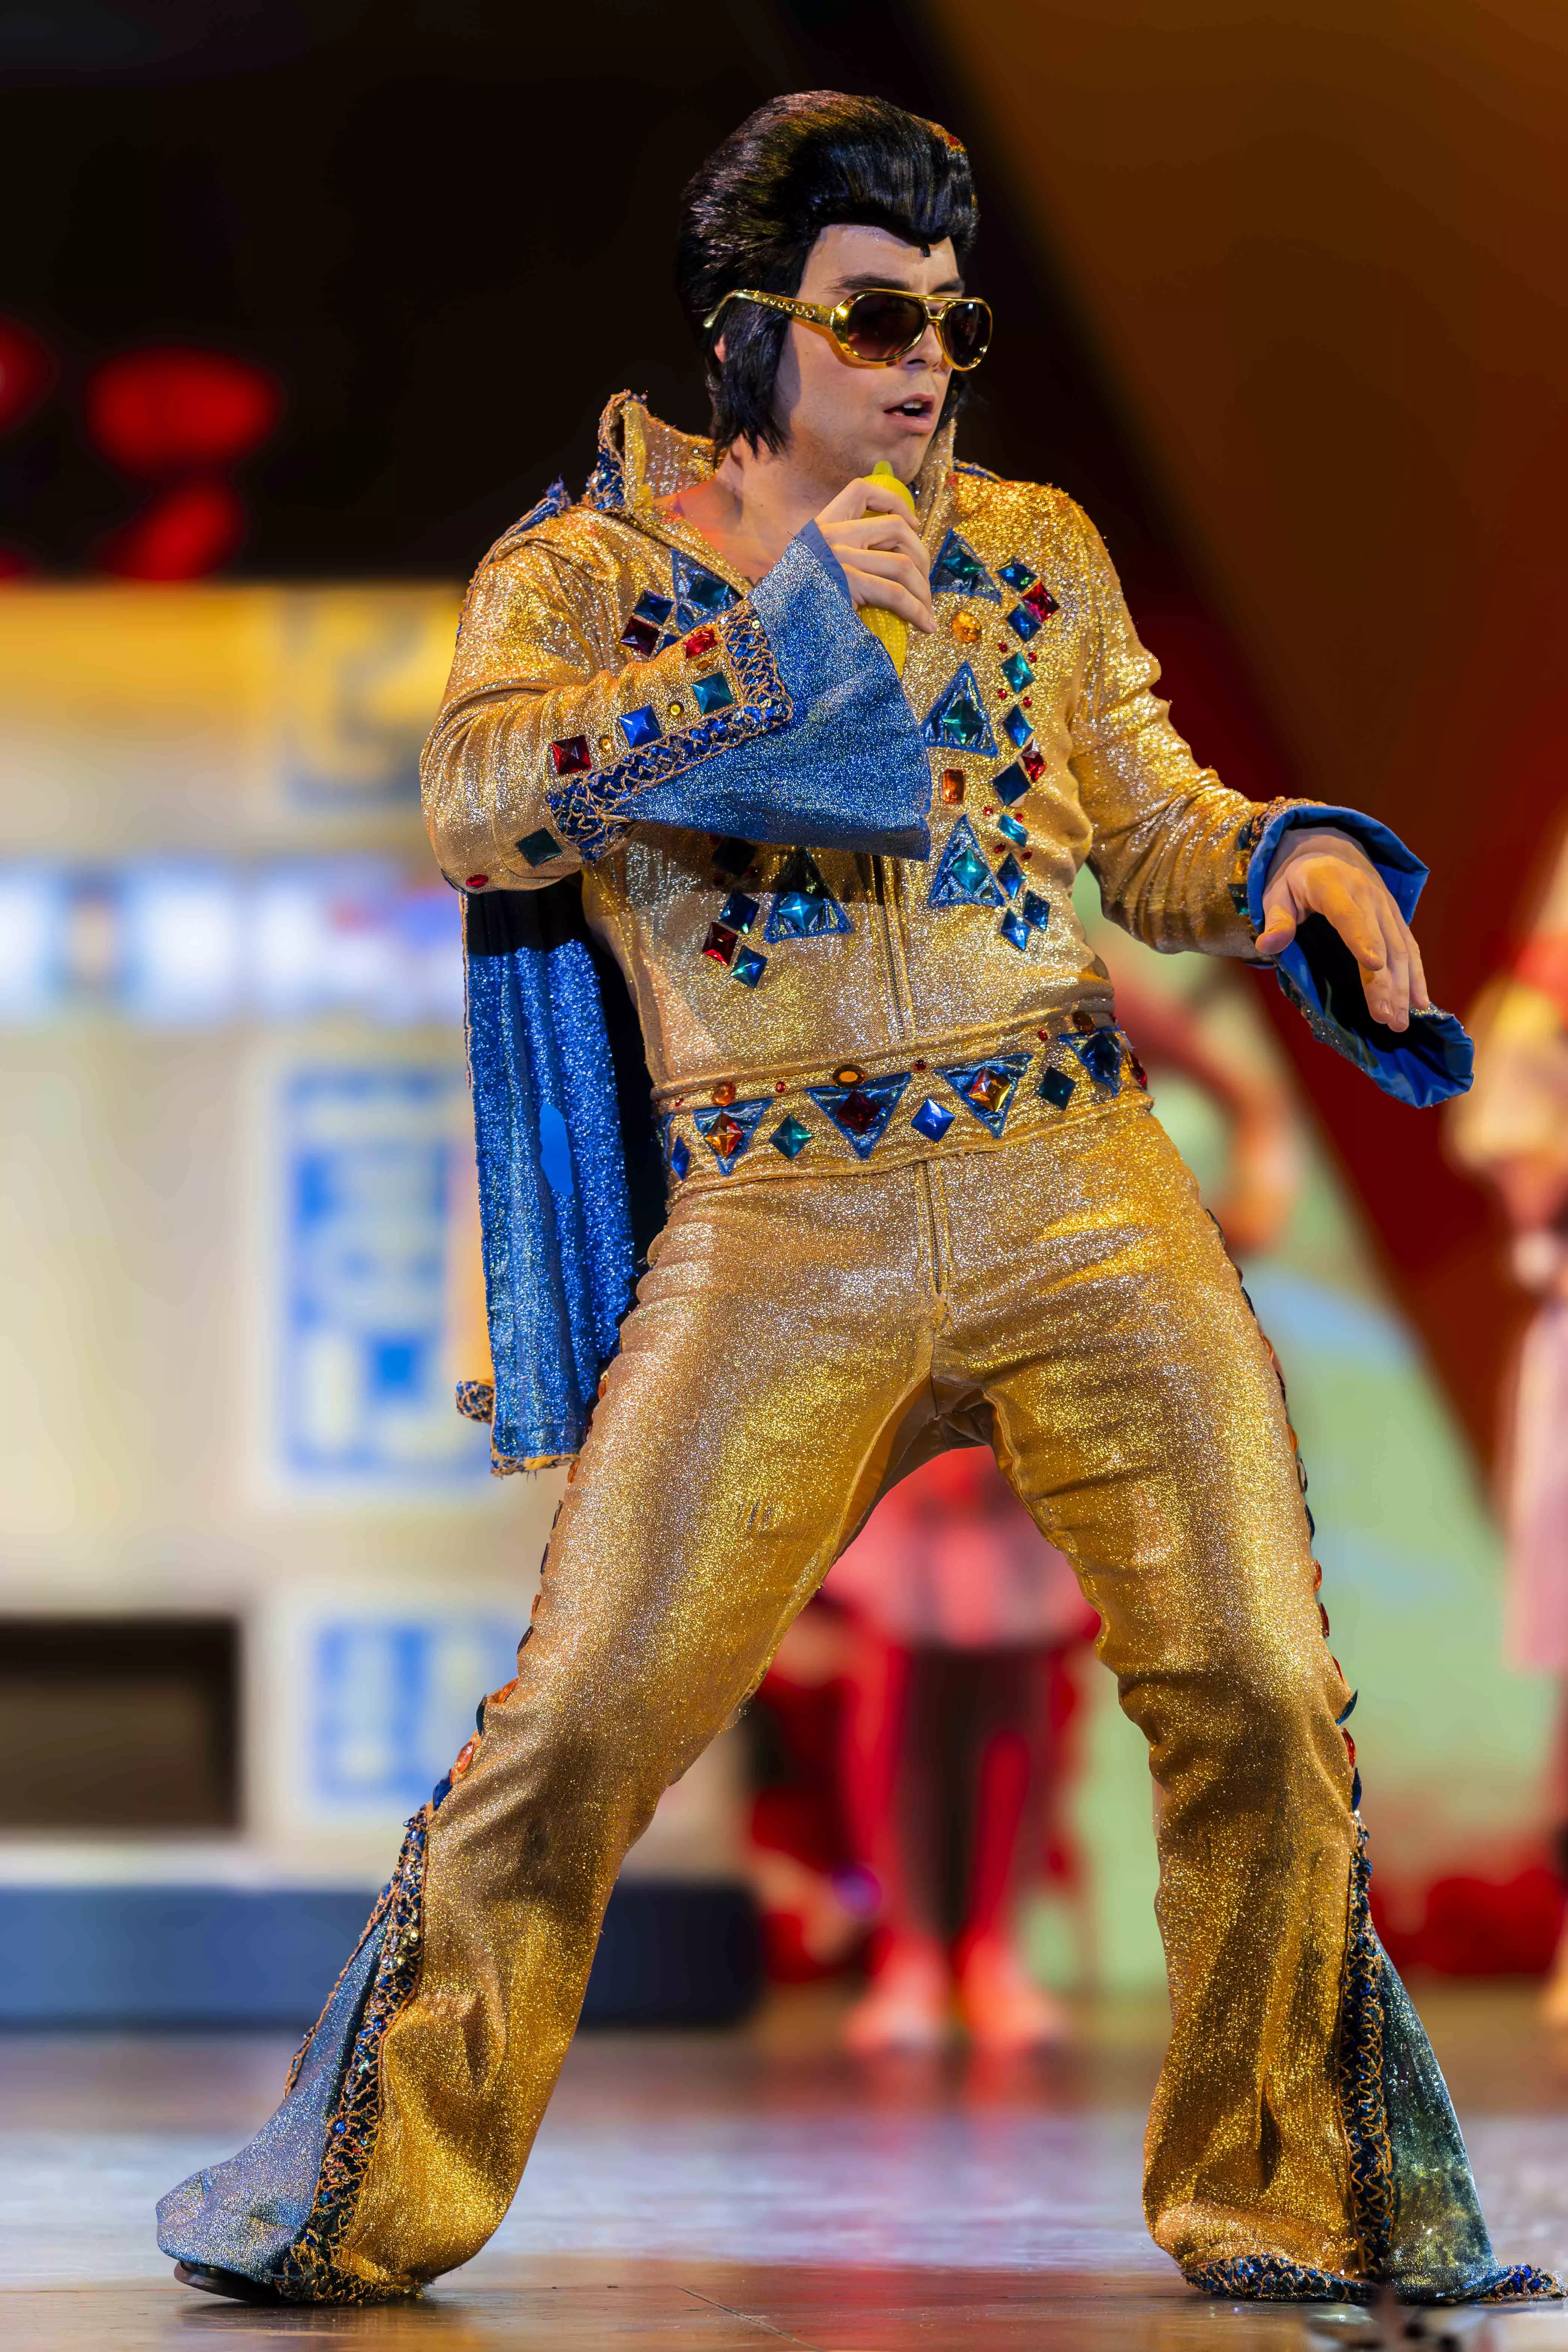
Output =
[{"x1": 173, "y1": 2261, "x2": 289, "y2": 2306}]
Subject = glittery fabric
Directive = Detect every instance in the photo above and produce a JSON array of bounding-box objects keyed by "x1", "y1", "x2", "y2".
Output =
[{"x1": 464, "y1": 885, "x2": 639, "y2": 1467}]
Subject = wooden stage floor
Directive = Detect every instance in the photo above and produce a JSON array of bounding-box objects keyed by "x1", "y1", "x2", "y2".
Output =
[{"x1": 5, "y1": 1985, "x2": 1568, "y2": 2349}]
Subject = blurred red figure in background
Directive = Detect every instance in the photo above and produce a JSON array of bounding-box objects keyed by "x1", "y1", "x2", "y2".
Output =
[{"x1": 1450, "y1": 822, "x2": 1568, "y2": 2020}]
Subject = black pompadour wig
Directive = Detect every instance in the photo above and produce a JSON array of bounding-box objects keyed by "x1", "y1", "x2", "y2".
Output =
[{"x1": 676, "y1": 92, "x2": 979, "y2": 455}]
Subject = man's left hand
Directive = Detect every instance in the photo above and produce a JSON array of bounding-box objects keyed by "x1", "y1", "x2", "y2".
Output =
[{"x1": 1255, "y1": 828, "x2": 1431, "y2": 1032}]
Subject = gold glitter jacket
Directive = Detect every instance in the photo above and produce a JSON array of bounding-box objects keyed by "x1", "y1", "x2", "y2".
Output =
[{"x1": 424, "y1": 393, "x2": 1369, "y2": 1187}]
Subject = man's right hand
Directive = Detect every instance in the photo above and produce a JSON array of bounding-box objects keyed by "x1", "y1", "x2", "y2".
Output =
[{"x1": 814, "y1": 476, "x2": 937, "y2": 635}]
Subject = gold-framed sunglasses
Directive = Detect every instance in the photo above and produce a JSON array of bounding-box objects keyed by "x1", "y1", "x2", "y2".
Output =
[{"x1": 704, "y1": 285, "x2": 992, "y2": 372}]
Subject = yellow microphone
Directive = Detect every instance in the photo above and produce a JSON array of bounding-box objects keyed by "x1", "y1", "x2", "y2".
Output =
[{"x1": 858, "y1": 459, "x2": 916, "y2": 677}]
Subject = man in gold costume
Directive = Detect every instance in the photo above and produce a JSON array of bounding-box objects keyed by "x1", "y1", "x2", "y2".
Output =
[{"x1": 160, "y1": 93, "x2": 1555, "y2": 2309}]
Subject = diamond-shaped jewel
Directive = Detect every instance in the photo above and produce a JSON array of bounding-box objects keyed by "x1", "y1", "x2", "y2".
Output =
[
  {"x1": 669, "y1": 1134, "x2": 692, "y2": 1178},
  {"x1": 708, "y1": 1111, "x2": 742, "y2": 1157},
  {"x1": 620, "y1": 703, "x2": 662, "y2": 749},
  {"x1": 1001, "y1": 650, "x2": 1034, "y2": 692},
  {"x1": 720, "y1": 890, "x2": 759, "y2": 932},
  {"x1": 1021, "y1": 744, "x2": 1046, "y2": 781},
  {"x1": 835, "y1": 1088, "x2": 880, "y2": 1135},
  {"x1": 804, "y1": 1073, "x2": 911, "y2": 1159},
  {"x1": 619, "y1": 615, "x2": 661, "y2": 657},
  {"x1": 967, "y1": 1066, "x2": 1009, "y2": 1112},
  {"x1": 731, "y1": 945, "x2": 767, "y2": 987},
  {"x1": 702, "y1": 923, "x2": 738, "y2": 966},
  {"x1": 995, "y1": 852, "x2": 1024, "y2": 897},
  {"x1": 516, "y1": 827, "x2": 562, "y2": 866},
  {"x1": 910, "y1": 1095, "x2": 954, "y2": 1141},
  {"x1": 1001, "y1": 705, "x2": 1033, "y2": 749},
  {"x1": 634, "y1": 588, "x2": 674, "y2": 625},
  {"x1": 992, "y1": 762, "x2": 1028, "y2": 807},
  {"x1": 692, "y1": 672, "x2": 735, "y2": 715},
  {"x1": 770, "y1": 1114, "x2": 810, "y2": 1159},
  {"x1": 692, "y1": 1097, "x2": 770, "y2": 1169},
  {"x1": 1021, "y1": 890, "x2": 1049, "y2": 932},
  {"x1": 927, "y1": 815, "x2": 1004, "y2": 909},
  {"x1": 1072, "y1": 1028, "x2": 1124, "y2": 1091},
  {"x1": 998, "y1": 558, "x2": 1037, "y2": 591},
  {"x1": 937, "y1": 1054, "x2": 1030, "y2": 1136},
  {"x1": 941, "y1": 768, "x2": 965, "y2": 805},
  {"x1": 684, "y1": 625, "x2": 718, "y2": 657},
  {"x1": 921, "y1": 663, "x2": 998, "y2": 756},
  {"x1": 997, "y1": 813, "x2": 1027, "y2": 847},
  {"x1": 1038, "y1": 1066, "x2": 1075, "y2": 1109},
  {"x1": 550, "y1": 734, "x2": 592, "y2": 775},
  {"x1": 1006, "y1": 603, "x2": 1041, "y2": 643},
  {"x1": 930, "y1": 529, "x2": 999, "y2": 600},
  {"x1": 1024, "y1": 582, "x2": 1060, "y2": 620},
  {"x1": 765, "y1": 848, "x2": 852, "y2": 941},
  {"x1": 998, "y1": 908, "x2": 1031, "y2": 952},
  {"x1": 674, "y1": 550, "x2": 741, "y2": 628},
  {"x1": 710, "y1": 836, "x2": 755, "y2": 876}
]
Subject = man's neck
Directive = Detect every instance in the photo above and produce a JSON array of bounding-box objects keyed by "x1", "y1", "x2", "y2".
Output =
[{"x1": 664, "y1": 437, "x2": 883, "y2": 583}]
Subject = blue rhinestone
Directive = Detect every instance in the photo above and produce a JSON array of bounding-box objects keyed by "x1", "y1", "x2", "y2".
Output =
[
  {"x1": 720, "y1": 890, "x2": 759, "y2": 932},
  {"x1": 1006, "y1": 602, "x2": 1042, "y2": 642},
  {"x1": 669, "y1": 1135, "x2": 691, "y2": 1180},
  {"x1": 770, "y1": 1114, "x2": 810, "y2": 1158},
  {"x1": 731, "y1": 945, "x2": 767, "y2": 987},
  {"x1": 1001, "y1": 651, "x2": 1034, "y2": 691},
  {"x1": 516, "y1": 827, "x2": 562, "y2": 866},
  {"x1": 992, "y1": 762, "x2": 1028, "y2": 807},
  {"x1": 619, "y1": 704, "x2": 662, "y2": 749},
  {"x1": 998, "y1": 558, "x2": 1037, "y2": 591},
  {"x1": 1038, "y1": 1065, "x2": 1075, "y2": 1109},
  {"x1": 998, "y1": 908, "x2": 1031, "y2": 952},
  {"x1": 996, "y1": 812, "x2": 1028, "y2": 847},
  {"x1": 995, "y1": 852, "x2": 1024, "y2": 897},
  {"x1": 1001, "y1": 705, "x2": 1034, "y2": 749},
  {"x1": 910, "y1": 1094, "x2": 954, "y2": 1142},
  {"x1": 1021, "y1": 889, "x2": 1050, "y2": 931},
  {"x1": 692, "y1": 672, "x2": 736, "y2": 714},
  {"x1": 633, "y1": 588, "x2": 674, "y2": 624}
]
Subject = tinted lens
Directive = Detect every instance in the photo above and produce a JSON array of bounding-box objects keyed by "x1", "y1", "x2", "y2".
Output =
[
  {"x1": 840, "y1": 290, "x2": 928, "y2": 362},
  {"x1": 940, "y1": 299, "x2": 992, "y2": 369}
]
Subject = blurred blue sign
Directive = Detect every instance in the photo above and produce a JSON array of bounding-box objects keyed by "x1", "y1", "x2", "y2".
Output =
[
  {"x1": 276, "y1": 1064, "x2": 489, "y2": 1487},
  {"x1": 308, "y1": 1611, "x2": 521, "y2": 1809}
]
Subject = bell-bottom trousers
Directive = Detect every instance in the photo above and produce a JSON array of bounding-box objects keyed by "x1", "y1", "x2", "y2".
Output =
[{"x1": 158, "y1": 1088, "x2": 1541, "y2": 2304}]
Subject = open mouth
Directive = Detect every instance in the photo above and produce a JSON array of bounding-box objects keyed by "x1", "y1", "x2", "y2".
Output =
[{"x1": 886, "y1": 394, "x2": 936, "y2": 421}]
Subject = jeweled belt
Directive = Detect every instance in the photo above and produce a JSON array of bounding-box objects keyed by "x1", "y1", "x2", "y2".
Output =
[{"x1": 657, "y1": 1010, "x2": 1145, "y2": 1188}]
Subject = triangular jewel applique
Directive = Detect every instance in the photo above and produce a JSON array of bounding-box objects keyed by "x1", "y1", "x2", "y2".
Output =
[
  {"x1": 926, "y1": 815, "x2": 1005, "y2": 909},
  {"x1": 804, "y1": 1074, "x2": 910, "y2": 1160},
  {"x1": 764, "y1": 848, "x2": 854, "y2": 942},
  {"x1": 692, "y1": 1097, "x2": 773, "y2": 1171},
  {"x1": 920, "y1": 662, "x2": 997, "y2": 756},
  {"x1": 935, "y1": 1054, "x2": 1033, "y2": 1139},
  {"x1": 929, "y1": 529, "x2": 1000, "y2": 601},
  {"x1": 1069, "y1": 1028, "x2": 1124, "y2": 1096},
  {"x1": 672, "y1": 547, "x2": 741, "y2": 632}
]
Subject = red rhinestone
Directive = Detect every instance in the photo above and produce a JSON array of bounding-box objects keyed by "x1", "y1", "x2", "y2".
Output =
[
  {"x1": 1320, "y1": 1602, "x2": 1331, "y2": 1636},
  {"x1": 1021, "y1": 745, "x2": 1045, "y2": 781},
  {"x1": 913, "y1": 1059, "x2": 926, "y2": 1071},
  {"x1": 983, "y1": 807, "x2": 994, "y2": 819},
  {"x1": 775, "y1": 1080, "x2": 786, "y2": 1093},
  {"x1": 1023, "y1": 696, "x2": 1033, "y2": 707},
  {"x1": 465, "y1": 875, "x2": 489, "y2": 889},
  {"x1": 1344, "y1": 1731, "x2": 1356, "y2": 1766},
  {"x1": 702, "y1": 923, "x2": 738, "y2": 967},
  {"x1": 550, "y1": 734, "x2": 592, "y2": 775},
  {"x1": 1037, "y1": 1028, "x2": 1051, "y2": 1040},
  {"x1": 1021, "y1": 849, "x2": 1033, "y2": 861},
  {"x1": 1024, "y1": 583, "x2": 1059, "y2": 620},
  {"x1": 836, "y1": 1088, "x2": 879, "y2": 1134},
  {"x1": 684, "y1": 625, "x2": 719, "y2": 658},
  {"x1": 997, "y1": 639, "x2": 1009, "y2": 650}
]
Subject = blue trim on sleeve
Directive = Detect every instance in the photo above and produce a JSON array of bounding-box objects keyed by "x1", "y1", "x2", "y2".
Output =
[
  {"x1": 589, "y1": 526, "x2": 933, "y2": 860},
  {"x1": 1245, "y1": 802, "x2": 1471, "y2": 1110}
]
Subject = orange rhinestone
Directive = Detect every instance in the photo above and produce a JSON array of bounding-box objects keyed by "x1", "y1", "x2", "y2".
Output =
[
  {"x1": 941, "y1": 768, "x2": 965, "y2": 805},
  {"x1": 450, "y1": 1736, "x2": 479, "y2": 1781},
  {"x1": 833, "y1": 1064, "x2": 865, "y2": 1087},
  {"x1": 712, "y1": 1081, "x2": 737, "y2": 1106},
  {"x1": 950, "y1": 610, "x2": 982, "y2": 646}
]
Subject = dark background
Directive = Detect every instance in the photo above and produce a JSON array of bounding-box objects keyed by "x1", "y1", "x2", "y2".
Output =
[{"x1": 0, "y1": 0, "x2": 1177, "y2": 591}]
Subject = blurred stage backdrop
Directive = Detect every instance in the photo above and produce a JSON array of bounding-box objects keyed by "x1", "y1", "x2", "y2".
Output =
[{"x1": 0, "y1": 0, "x2": 1563, "y2": 2020}]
